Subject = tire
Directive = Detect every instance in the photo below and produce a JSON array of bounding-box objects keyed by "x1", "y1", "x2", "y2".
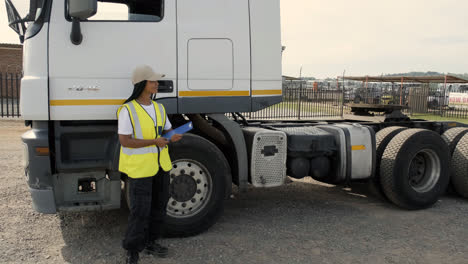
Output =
[
  {"x1": 369, "y1": 126, "x2": 407, "y2": 198},
  {"x1": 441, "y1": 127, "x2": 468, "y2": 194},
  {"x1": 380, "y1": 129, "x2": 450, "y2": 209},
  {"x1": 442, "y1": 127, "x2": 468, "y2": 155},
  {"x1": 164, "y1": 134, "x2": 231, "y2": 237},
  {"x1": 451, "y1": 134, "x2": 468, "y2": 198}
]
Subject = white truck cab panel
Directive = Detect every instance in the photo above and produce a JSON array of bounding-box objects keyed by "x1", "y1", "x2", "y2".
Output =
[
  {"x1": 48, "y1": 0, "x2": 177, "y2": 120},
  {"x1": 21, "y1": 26, "x2": 49, "y2": 120},
  {"x1": 177, "y1": 0, "x2": 250, "y2": 93},
  {"x1": 20, "y1": 0, "x2": 283, "y2": 120},
  {"x1": 249, "y1": 0, "x2": 283, "y2": 99}
]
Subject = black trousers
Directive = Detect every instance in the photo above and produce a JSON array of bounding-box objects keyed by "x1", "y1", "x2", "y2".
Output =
[{"x1": 122, "y1": 169, "x2": 170, "y2": 252}]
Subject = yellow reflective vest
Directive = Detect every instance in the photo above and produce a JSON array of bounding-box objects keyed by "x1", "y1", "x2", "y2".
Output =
[{"x1": 117, "y1": 100, "x2": 173, "y2": 179}]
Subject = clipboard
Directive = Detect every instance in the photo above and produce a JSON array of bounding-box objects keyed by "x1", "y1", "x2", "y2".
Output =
[{"x1": 162, "y1": 121, "x2": 193, "y2": 139}]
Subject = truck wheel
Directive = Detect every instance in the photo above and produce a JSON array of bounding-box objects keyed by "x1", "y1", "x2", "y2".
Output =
[
  {"x1": 380, "y1": 129, "x2": 450, "y2": 209},
  {"x1": 441, "y1": 127, "x2": 468, "y2": 193},
  {"x1": 442, "y1": 127, "x2": 468, "y2": 154},
  {"x1": 451, "y1": 134, "x2": 468, "y2": 198},
  {"x1": 124, "y1": 134, "x2": 231, "y2": 237},
  {"x1": 165, "y1": 134, "x2": 231, "y2": 237},
  {"x1": 369, "y1": 126, "x2": 407, "y2": 198}
]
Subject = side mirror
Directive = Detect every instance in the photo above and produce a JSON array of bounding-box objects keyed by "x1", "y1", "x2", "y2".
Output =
[
  {"x1": 68, "y1": 0, "x2": 97, "y2": 45},
  {"x1": 69, "y1": 0, "x2": 97, "y2": 20}
]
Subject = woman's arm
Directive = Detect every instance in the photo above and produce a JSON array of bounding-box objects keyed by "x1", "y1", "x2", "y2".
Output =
[{"x1": 119, "y1": 134, "x2": 169, "y2": 148}]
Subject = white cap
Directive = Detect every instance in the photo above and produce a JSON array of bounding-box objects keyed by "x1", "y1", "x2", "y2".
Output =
[{"x1": 132, "y1": 65, "x2": 165, "y2": 85}]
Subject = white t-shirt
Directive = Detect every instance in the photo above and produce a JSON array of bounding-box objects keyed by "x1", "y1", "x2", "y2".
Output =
[{"x1": 118, "y1": 103, "x2": 172, "y2": 135}]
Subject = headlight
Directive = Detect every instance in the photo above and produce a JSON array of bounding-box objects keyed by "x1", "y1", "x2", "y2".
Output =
[{"x1": 22, "y1": 143, "x2": 29, "y2": 169}]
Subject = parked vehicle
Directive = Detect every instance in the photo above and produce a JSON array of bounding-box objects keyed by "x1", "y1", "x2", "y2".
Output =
[{"x1": 6, "y1": 0, "x2": 468, "y2": 236}]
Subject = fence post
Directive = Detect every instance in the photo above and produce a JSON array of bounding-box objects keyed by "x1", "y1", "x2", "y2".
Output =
[
  {"x1": 440, "y1": 75, "x2": 447, "y2": 117},
  {"x1": 297, "y1": 79, "x2": 303, "y2": 120},
  {"x1": 339, "y1": 77, "x2": 344, "y2": 118},
  {"x1": 10, "y1": 72, "x2": 15, "y2": 117},
  {"x1": 16, "y1": 73, "x2": 20, "y2": 117},
  {"x1": 7, "y1": 73, "x2": 10, "y2": 117}
]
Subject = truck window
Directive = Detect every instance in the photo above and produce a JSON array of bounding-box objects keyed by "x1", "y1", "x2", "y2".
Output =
[{"x1": 75, "y1": 0, "x2": 164, "y2": 22}]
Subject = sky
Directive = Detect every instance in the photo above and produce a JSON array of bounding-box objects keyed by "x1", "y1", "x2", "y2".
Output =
[{"x1": 1, "y1": 0, "x2": 468, "y2": 78}]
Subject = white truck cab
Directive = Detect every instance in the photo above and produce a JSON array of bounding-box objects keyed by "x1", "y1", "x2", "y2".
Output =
[{"x1": 16, "y1": 0, "x2": 283, "y2": 121}]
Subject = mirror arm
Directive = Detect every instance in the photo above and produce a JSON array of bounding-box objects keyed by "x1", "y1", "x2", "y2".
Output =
[
  {"x1": 8, "y1": 17, "x2": 34, "y2": 26},
  {"x1": 70, "y1": 17, "x2": 83, "y2": 45}
]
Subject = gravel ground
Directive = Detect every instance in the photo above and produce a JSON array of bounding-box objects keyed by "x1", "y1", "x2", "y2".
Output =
[{"x1": 1, "y1": 119, "x2": 468, "y2": 264}]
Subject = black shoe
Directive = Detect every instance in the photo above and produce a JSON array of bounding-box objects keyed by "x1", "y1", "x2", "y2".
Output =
[
  {"x1": 126, "y1": 251, "x2": 139, "y2": 264},
  {"x1": 144, "y1": 241, "x2": 169, "y2": 258}
]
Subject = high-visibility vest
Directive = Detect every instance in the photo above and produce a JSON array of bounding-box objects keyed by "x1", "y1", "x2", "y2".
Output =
[{"x1": 117, "y1": 100, "x2": 173, "y2": 178}]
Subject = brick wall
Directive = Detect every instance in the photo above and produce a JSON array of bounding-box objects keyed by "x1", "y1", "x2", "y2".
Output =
[
  {"x1": 0, "y1": 44, "x2": 23, "y2": 101},
  {"x1": 0, "y1": 44, "x2": 23, "y2": 72}
]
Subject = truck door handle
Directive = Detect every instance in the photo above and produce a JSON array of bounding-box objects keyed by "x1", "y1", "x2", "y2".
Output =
[{"x1": 157, "y1": 80, "x2": 174, "y2": 93}]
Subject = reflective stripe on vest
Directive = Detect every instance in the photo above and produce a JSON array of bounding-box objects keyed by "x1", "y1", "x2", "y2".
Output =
[
  {"x1": 121, "y1": 145, "x2": 167, "y2": 155},
  {"x1": 126, "y1": 102, "x2": 144, "y2": 139},
  {"x1": 117, "y1": 100, "x2": 172, "y2": 178}
]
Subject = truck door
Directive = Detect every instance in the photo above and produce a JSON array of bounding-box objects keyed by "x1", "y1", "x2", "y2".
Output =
[
  {"x1": 48, "y1": 0, "x2": 177, "y2": 120},
  {"x1": 176, "y1": 0, "x2": 251, "y2": 114}
]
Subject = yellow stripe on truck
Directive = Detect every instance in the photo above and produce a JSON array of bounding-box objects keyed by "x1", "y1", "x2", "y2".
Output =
[
  {"x1": 50, "y1": 90, "x2": 282, "y2": 106},
  {"x1": 50, "y1": 99, "x2": 125, "y2": 106},
  {"x1": 351, "y1": 145, "x2": 366, "y2": 151}
]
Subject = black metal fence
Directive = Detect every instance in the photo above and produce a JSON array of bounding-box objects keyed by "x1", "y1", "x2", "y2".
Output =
[
  {"x1": 342, "y1": 82, "x2": 412, "y2": 116},
  {"x1": 244, "y1": 79, "x2": 468, "y2": 121},
  {"x1": 342, "y1": 81, "x2": 468, "y2": 120},
  {"x1": 0, "y1": 72, "x2": 22, "y2": 118},
  {"x1": 344, "y1": 82, "x2": 410, "y2": 106},
  {"x1": 245, "y1": 80, "x2": 344, "y2": 120}
]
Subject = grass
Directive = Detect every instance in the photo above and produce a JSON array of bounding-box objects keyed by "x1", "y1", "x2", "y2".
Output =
[
  {"x1": 410, "y1": 114, "x2": 468, "y2": 124},
  {"x1": 259, "y1": 101, "x2": 468, "y2": 124},
  {"x1": 270, "y1": 101, "x2": 342, "y2": 115}
]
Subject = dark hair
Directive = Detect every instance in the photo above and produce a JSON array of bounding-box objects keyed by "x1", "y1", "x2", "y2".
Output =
[{"x1": 124, "y1": 80, "x2": 149, "y2": 104}]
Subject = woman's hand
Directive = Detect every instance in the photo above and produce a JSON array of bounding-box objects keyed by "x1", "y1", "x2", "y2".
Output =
[
  {"x1": 154, "y1": 137, "x2": 170, "y2": 148},
  {"x1": 171, "y1": 134, "x2": 183, "y2": 143}
]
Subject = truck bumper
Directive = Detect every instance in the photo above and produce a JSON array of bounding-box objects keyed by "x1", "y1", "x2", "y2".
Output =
[
  {"x1": 23, "y1": 121, "x2": 121, "y2": 213},
  {"x1": 29, "y1": 187, "x2": 57, "y2": 214},
  {"x1": 22, "y1": 121, "x2": 57, "y2": 214}
]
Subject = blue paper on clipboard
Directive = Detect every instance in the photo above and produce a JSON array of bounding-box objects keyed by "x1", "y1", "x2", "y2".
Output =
[{"x1": 162, "y1": 121, "x2": 193, "y2": 139}]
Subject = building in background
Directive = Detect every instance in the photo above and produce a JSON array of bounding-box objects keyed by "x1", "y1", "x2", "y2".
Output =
[
  {"x1": 0, "y1": 44, "x2": 22, "y2": 117},
  {"x1": 0, "y1": 43, "x2": 23, "y2": 72}
]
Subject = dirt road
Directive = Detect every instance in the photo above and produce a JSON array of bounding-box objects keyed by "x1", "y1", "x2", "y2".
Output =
[{"x1": 1, "y1": 120, "x2": 467, "y2": 264}]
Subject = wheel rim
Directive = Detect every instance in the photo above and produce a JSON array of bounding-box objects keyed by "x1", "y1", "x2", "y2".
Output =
[
  {"x1": 167, "y1": 159, "x2": 212, "y2": 218},
  {"x1": 408, "y1": 149, "x2": 441, "y2": 193}
]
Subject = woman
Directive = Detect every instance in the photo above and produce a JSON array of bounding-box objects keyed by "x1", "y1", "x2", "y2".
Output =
[{"x1": 118, "y1": 65, "x2": 182, "y2": 264}]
